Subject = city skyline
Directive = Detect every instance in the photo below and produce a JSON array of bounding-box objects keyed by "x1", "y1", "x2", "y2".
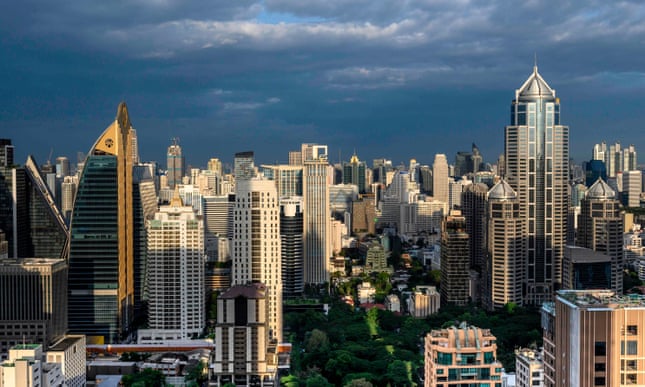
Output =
[{"x1": 2, "y1": 2, "x2": 645, "y2": 167}]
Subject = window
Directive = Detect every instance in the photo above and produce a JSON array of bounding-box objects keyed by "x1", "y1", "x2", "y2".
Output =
[
  {"x1": 594, "y1": 363, "x2": 606, "y2": 372},
  {"x1": 627, "y1": 325, "x2": 638, "y2": 335},
  {"x1": 594, "y1": 377, "x2": 605, "y2": 386},
  {"x1": 595, "y1": 341, "x2": 606, "y2": 356},
  {"x1": 621, "y1": 341, "x2": 638, "y2": 355}
]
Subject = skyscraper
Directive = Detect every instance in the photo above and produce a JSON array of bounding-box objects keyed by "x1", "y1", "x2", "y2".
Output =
[
  {"x1": 577, "y1": 178, "x2": 623, "y2": 293},
  {"x1": 145, "y1": 189, "x2": 204, "y2": 340},
  {"x1": 432, "y1": 154, "x2": 449, "y2": 204},
  {"x1": 280, "y1": 196, "x2": 304, "y2": 298},
  {"x1": 234, "y1": 151, "x2": 255, "y2": 180},
  {"x1": 504, "y1": 65, "x2": 569, "y2": 304},
  {"x1": 166, "y1": 138, "x2": 184, "y2": 189},
  {"x1": 67, "y1": 102, "x2": 138, "y2": 343},
  {"x1": 302, "y1": 144, "x2": 331, "y2": 285},
  {"x1": 342, "y1": 153, "x2": 367, "y2": 193},
  {"x1": 233, "y1": 178, "x2": 282, "y2": 342},
  {"x1": 485, "y1": 180, "x2": 524, "y2": 310},
  {"x1": 461, "y1": 183, "x2": 488, "y2": 271},
  {"x1": 440, "y1": 211, "x2": 470, "y2": 306}
]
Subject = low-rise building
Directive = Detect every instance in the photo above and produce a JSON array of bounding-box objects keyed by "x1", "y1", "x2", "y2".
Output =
[
  {"x1": 408, "y1": 286, "x2": 440, "y2": 318},
  {"x1": 514, "y1": 348, "x2": 543, "y2": 387}
]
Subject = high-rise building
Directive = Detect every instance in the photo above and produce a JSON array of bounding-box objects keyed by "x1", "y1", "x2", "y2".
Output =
[
  {"x1": 461, "y1": 183, "x2": 488, "y2": 271},
  {"x1": 577, "y1": 178, "x2": 623, "y2": 293},
  {"x1": 280, "y1": 197, "x2": 304, "y2": 299},
  {"x1": 432, "y1": 154, "x2": 449, "y2": 204},
  {"x1": 593, "y1": 141, "x2": 637, "y2": 178},
  {"x1": 485, "y1": 180, "x2": 524, "y2": 310},
  {"x1": 203, "y1": 194, "x2": 235, "y2": 260},
  {"x1": 505, "y1": 65, "x2": 569, "y2": 304},
  {"x1": 622, "y1": 170, "x2": 642, "y2": 208},
  {"x1": 61, "y1": 175, "x2": 77, "y2": 221},
  {"x1": 542, "y1": 290, "x2": 645, "y2": 387},
  {"x1": 212, "y1": 283, "x2": 277, "y2": 386},
  {"x1": 440, "y1": 211, "x2": 470, "y2": 306},
  {"x1": 145, "y1": 189, "x2": 204, "y2": 340},
  {"x1": 0, "y1": 258, "x2": 67, "y2": 359},
  {"x1": 302, "y1": 144, "x2": 331, "y2": 285},
  {"x1": 233, "y1": 178, "x2": 282, "y2": 342},
  {"x1": 234, "y1": 151, "x2": 255, "y2": 180},
  {"x1": 424, "y1": 323, "x2": 503, "y2": 387},
  {"x1": 166, "y1": 138, "x2": 184, "y2": 189},
  {"x1": 55, "y1": 156, "x2": 70, "y2": 178},
  {"x1": 67, "y1": 102, "x2": 139, "y2": 343},
  {"x1": 514, "y1": 348, "x2": 544, "y2": 387},
  {"x1": 562, "y1": 246, "x2": 611, "y2": 290},
  {"x1": 260, "y1": 164, "x2": 303, "y2": 197},
  {"x1": 342, "y1": 153, "x2": 367, "y2": 193}
]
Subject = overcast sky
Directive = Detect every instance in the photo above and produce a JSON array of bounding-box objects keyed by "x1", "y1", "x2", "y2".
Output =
[{"x1": 2, "y1": 0, "x2": 645, "y2": 169}]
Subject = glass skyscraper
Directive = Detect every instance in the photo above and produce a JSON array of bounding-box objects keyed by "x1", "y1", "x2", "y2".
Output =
[
  {"x1": 504, "y1": 66, "x2": 569, "y2": 304},
  {"x1": 67, "y1": 103, "x2": 138, "y2": 343}
]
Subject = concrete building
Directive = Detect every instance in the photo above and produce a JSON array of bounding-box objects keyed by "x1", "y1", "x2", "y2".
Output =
[
  {"x1": 166, "y1": 138, "x2": 184, "y2": 189},
  {"x1": 234, "y1": 151, "x2": 256, "y2": 180},
  {"x1": 357, "y1": 282, "x2": 376, "y2": 304},
  {"x1": 562, "y1": 246, "x2": 611, "y2": 290},
  {"x1": 432, "y1": 154, "x2": 449, "y2": 204},
  {"x1": 461, "y1": 183, "x2": 488, "y2": 271},
  {"x1": 0, "y1": 258, "x2": 67, "y2": 359},
  {"x1": 408, "y1": 286, "x2": 440, "y2": 318},
  {"x1": 233, "y1": 178, "x2": 282, "y2": 343},
  {"x1": 622, "y1": 170, "x2": 642, "y2": 208},
  {"x1": 424, "y1": 323, "x2": 503, "y2": 387},
  {"x1": 260, "y1": 164, "x2": 303, "y2": 197},
  {"x1": 343, "y1": 153, "x2": 367, "y2": 193},
  {"x1": 440, "y1": 211, "x2": 470, "y2": 306},
  {"x1": 145, "y1": 189, "x2": 205, "y2": 340},
  {"x1": 364, "y1": 241, "x2": 391, "y2": 273},
  {"x1": 212, "y1": 283, "x2": 277, "y2": 387},
  {"x1": 542, "y1": 290, "x2": 645, "y2": 387},
  {"x1": 302, "y1": 144, "x2": 331, "y2": 285},
  {"x1": 577, "y1": 178, "x2": 623, "y2": 293},
  {"x1": 504, "y1": 65, "x2": 569, "y2": 304},
  {"x1": 485, "y1": 180, "x2": 525, "y2": 310},
  {"x1": 46, "y1": 335, "x2": 86, "y2": 387},
  {"x1": 514, "y1": 348, "x2": 544, "y2": 387},
  {"x1": 280, "y1": 196, "x2": 304, "y2": 298}
]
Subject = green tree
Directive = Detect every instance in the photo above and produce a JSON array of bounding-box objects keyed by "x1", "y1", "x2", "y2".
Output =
[
  {"x1": 184, "y1": 360, "x2": 207, "y2": 385},
  {"x1": 121, "y1": 368, "x2": 167, "y2": 387},
  {"x1": 344, "y1": 377, "x2": 374, "y2": 387},
  {"x1": 386, "y1": 360, "x2": 412, "y2": 386},
  {"x1": 306, "y1": 373, "x2": 333, "y2": 387}
]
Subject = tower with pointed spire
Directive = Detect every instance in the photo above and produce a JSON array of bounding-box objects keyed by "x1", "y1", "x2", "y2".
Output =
[
  {"x1": 504, "y1": 65, "x2": 569, "y2": 304},
  {"x1": 343, "y1": 151, "x2": 367, "y2": 193}
]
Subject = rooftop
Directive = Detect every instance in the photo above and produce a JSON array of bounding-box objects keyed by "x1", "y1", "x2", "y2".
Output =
[{"x1": 557, "y1": 290, "x2": 645, "y2": 309}]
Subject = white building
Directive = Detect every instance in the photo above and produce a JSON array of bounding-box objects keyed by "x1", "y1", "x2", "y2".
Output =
[
  {"x1": 233, "y1": 178, "x2": 283, "y2": 342},
  {"x1": 408, "y1": 286, "x2": 440, "y2": 318},
  {"x1": 146, "y1": 189, "x2": 205, "y2": 340},
  {"x1": 515, "y1": 348, "x2": 544, "y2": 387},
  {"x1": 357, "y1": 282, "x2": 376, "y2": 304},
  {"x1": 46, "y1": 335, "x2": 86, "y2": 387},
  {"x1": 0, "y1": 344, "x2": 63, "y2": 387}
]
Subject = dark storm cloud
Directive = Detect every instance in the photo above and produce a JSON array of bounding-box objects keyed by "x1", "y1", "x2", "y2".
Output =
[{"x1": 2, "y1": 0, "x2": 645, "y2": 166}]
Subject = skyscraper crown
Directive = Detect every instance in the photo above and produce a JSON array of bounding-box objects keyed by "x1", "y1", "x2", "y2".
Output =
[
  {"x1": 516, "y1": 65, "x2": 556, "y2": 102},
  {"x1": 488, "y1": 179, "x2": 517, "y2": 200},
  {"x1": 586, "y1": 178, "x2": 616, "y2": 199}
]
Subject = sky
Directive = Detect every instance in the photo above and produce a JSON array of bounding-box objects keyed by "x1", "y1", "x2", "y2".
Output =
[{"x1": 2, "y1": 0, "x2": 645, "y2": 169}]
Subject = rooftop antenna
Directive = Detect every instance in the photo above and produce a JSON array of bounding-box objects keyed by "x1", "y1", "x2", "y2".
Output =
[{"x1": 534, "y1": 52, "x2": 538, "y2": 71}]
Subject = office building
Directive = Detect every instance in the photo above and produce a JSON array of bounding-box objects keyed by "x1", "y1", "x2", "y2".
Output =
[
  {"x1": 167, "y1": 138, "x2": 184, "y2": 188},
  {"x1": 514, "y1": 348, "x2": 544, "y2": 387},
  {"x1": 542, "y1": 290, "x2": 645, "y2": 387},
  {"x1": 0, "y1": 258, "x2": 67, "y2": 359},
  {"x1": 261, "y1": 164, "x2": 303, "y2": 197},
  {"x1": 212, "y1": 283, "x2": 277, "y2": 387},
  {"x1": 0, "y1": 344, "x2": 62, "y2": 387},
  {"x1": 342, "y1": 153, "x2": 367, "y2": 193},
  {"x1": 504, "y1": 65, "x2": 569, "y2": 304},
  {"x1": 408, "y1": 286, "x2": 440, "y2": 318},
  {"x1": 234, "y1": 151, "x2": 255, "y2": 180},
  {"x1": 67, "y1": 102, "x2": 139, "y2": 343},
  {"x1": 461, "y1": 183, "x2": 488, "y2": 271},
  {"x1": 302, "y1": 144, "x2": 331, "y2": 285},
  {"x1": 233, "y1": 178, "x2": 282, "y2": 342},
  {"x1": 55, "y1": 156, "x2": 70, "y2": 178},
  {"x1": 440, "y1": 211, "x2": 470, "y2": 306},
  {"x1": 280, "y1": 196, "x2": 304, "y2": 299},
  {"x1": 424, "y1": 323, "x2": 503, "y2": 387},
  {"x1": 432, "y1": 154, "x2": 449, "y2": 204},
  {"x1": 351, "y1": 194, "x2": 376, "y2": 235},
  {"x1": 622, "y1": 170, "x2": 642, "y2": 208},
  {"x1": 46, "y1": 335, "x2": 86, "y2": 387},
  {"x1": 208, "y1": 158, "x2": 223, "y2": 175},
  {"x1": 145, "y1": 189, "x2": 205, "y2": 340},
  {"x1": 485, "y1": 180, "x2": 524, "y2": 310},
  {"x1": 364, "y1": 241, "x2": 390, "y2": 273},
  {"x1": 577, "y1": 178, "x2": 623, "y2": 293}
]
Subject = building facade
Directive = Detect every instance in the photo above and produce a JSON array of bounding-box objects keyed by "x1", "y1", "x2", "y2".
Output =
[
  {"x1": 166, "y1": 138, "x2": 184, "y2": 189},
  {"x1": 440, "y1": 211, "x2": 470, "y2": 306},
  {"x1": 280, "y1": 196, "x2": 304, "y2": 299},
  {"x1": 504, "y1": 66, "x2": 569, "y2": 304}
]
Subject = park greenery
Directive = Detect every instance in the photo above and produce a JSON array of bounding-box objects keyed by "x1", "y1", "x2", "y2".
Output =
[{"x1": 282, "y1": 299, "x2": 542, "y2": 386}]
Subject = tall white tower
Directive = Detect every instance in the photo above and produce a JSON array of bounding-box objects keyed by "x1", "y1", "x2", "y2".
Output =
[
  {"x1": 233, "y1": 178, "x2": 283, "y2": 342},
  {"x1": 302, "y1": 144, "x2": 331, "y2": 285},
  {"x1": 432, "y1": 154, "x2": 449, "y2": 204},
  {"x1": 504, "y1": 65, "x2": 569, "y2": 304},
  {"x1": 146, "y1": 189, "x2": 205, "y2": 339}
]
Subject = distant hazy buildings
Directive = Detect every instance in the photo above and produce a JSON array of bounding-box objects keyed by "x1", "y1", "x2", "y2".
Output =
[
  {"x1": 166, "y1": 138, "x2": 184, "y2": 189},
  {"x1": 504, "y1": 65, "x2": 569, "y2": 304},
  {"x1": 593, "y1": 141, "x2": 637, "y2": 178},
  {"x1": 343, "y1": 153, "x2": 367, "y2": 193},
  {"x1": 432, "y1": 154, "x2": 449, "y2": 204}
]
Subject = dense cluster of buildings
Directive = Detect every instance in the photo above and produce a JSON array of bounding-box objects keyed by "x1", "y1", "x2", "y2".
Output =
[{"x1": 0, "y1": 65, "x2": 644, "y2": 386}]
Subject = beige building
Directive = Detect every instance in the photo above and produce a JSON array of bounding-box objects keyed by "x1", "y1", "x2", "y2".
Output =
[
  {"x1": 212, "y1": 283, "x2": 277, "y2": 387},
  {"x1": 46, "y1": 335, "x2": 86, "y2": 387},
  {"x1": 424, "y1": 323, "x2": 503, "y2": 387},
  {"x1": 0, "y1": 344, "x2": 64, "y2": 387},
  {"x1": 542, "y1": 289, "x2": 645, "y2": 387},
  {"x1": 408, "y1": 286, "x2": 440, "y2": 318},
  {"x1": 233, "y1": 178, "x2": 283, "y2": 342},
  {"x1": 515, "y1": 348, "x2": 543, "y2": 387}
]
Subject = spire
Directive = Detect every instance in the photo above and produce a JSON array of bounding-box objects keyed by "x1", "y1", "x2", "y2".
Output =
[
  {"x1": 516, "y1": 63, "x2": 555, "y2": 102},
  {"x1": 170, "y1": 185, "x2": 184, "y2": 207}
]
